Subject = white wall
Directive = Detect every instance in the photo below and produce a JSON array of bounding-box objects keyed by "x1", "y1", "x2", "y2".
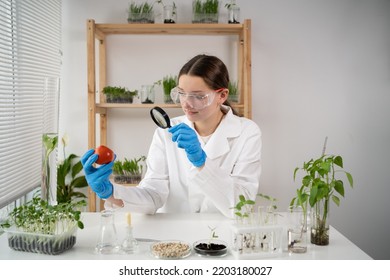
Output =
[{"x1": 61, "y1": 0, "x2": 390, "y2": 259}]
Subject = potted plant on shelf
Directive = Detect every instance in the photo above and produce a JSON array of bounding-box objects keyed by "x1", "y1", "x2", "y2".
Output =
[
  {"x1": 162, "y1": 75, "x2": 177, "y2": 104},
  {"x1": 113, "y1": 156, "x2": 146, "y2": 185},
  {"x1": 127, "y1": 1, "x2": 155, "y2": 23},
  {"x1": 192, "y1": 0, "x2": 219, "y2": 23},
  {"x1": 227, "y1": 80, "x2": 239, "y2": 103},
  {"x1": 102, "y1": 86, "x2": 137, "y2": 104},
  {"x1": 290, "y1": 147, "x2": 354, "y2": 246}
]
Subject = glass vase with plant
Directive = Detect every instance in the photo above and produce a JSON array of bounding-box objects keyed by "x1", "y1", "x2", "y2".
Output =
[{"x1": 290, "y1": 140, "x2": 354, "y2": 245}]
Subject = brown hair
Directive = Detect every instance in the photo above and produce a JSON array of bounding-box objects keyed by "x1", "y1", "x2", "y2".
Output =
[{"x1": 178, "y1": 54, "x2": 240, "y2": 116}]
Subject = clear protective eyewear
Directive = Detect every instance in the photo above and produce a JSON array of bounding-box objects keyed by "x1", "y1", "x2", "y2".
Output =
[{"x1": 170, "y1": 87, "x2": 224, "y2": 110}]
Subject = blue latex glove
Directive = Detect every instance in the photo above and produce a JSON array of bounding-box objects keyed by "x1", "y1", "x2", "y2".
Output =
[
  {"x1": 81, "y1": 149, "x2": 114, "y2": 199},
  {"x1": 168, "y1": 123, "x2": 206, "y2": 167}
]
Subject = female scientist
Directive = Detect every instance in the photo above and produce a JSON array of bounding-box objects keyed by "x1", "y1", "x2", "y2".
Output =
[{"x1": 81, "y1": 54, "x2": 262, "y2": 218}]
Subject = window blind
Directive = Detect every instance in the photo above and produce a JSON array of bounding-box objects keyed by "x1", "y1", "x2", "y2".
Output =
[{"x1": 0, "y1": 0, "x2": 62, "y2": 208}]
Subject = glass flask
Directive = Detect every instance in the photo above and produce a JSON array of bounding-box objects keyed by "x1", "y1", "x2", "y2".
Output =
[{"x1": 95, "y1": 209, "x2": 120, "y2": 254}]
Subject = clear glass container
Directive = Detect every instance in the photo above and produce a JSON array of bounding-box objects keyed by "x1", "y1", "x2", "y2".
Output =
[{"x1": 95, "y1": 210, "x2": 120, "y2": 254}]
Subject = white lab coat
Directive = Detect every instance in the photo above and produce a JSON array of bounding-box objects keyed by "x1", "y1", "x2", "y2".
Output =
[{"x1": 110, "y1": 106, "x2": 262, "y2": 218}]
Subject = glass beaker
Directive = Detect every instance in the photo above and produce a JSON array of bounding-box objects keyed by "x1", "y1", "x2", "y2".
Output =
[
  {"x1": 95, "y1": 210, "x2": 120, "y2": 254},
  {"x1": 140, "y1": 85, "x2": 155, "y2": 104},
  {"x1": 287, "y1": 206, "x2": 308, "y2": 253},
  {"x1": 163, "y1": 5, "x2": 177, "y2": 23}
]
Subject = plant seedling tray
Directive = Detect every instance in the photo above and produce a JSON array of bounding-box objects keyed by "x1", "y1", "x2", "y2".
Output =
[{"x1": 5, "y1": 226, "x2": 77, "y2": 255}]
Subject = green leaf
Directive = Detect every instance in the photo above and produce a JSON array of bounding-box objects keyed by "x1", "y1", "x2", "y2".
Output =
[
  {"x1": 346, "y1": 172, "x2": 354, "y2": 187},
  {"x1": 332, "y1": 195, "x2": 340, "y2": 206},
  {"x1": 334, "y1": 156, "x2": 343, "y2": 168},
  {"x1": 239, "y1": 194, "x2": 246, "y2": 202},
  {"x1": 71, "y1": 176, "x2": 88, "y2": 188},
  {"x1": 309, "y1": 185, "x2": 318, "y2": 207},
  {"x1": 71, "y1": 160, "x2": 83, "y2": 178},
  {"x1": 334, "y1": 180, "x2": 345, "y2": 197},
  {"x1": 293, "y1": 167, "x2": 299, "y2": 181},
  {"x1": 246, "y1": 200, "x2": 255, "y2": 205}
]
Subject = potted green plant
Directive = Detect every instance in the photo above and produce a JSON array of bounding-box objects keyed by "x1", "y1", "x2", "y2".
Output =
[
  {"x1": 57, "y1": 153, "x2": 88, "y2": 204},
  {"x1": 113, "y1": 156, "x2": 146, "y2": 184},
  {"x1": 192, "y1": 0, "x2": 219, "y2": 23},
  {"x1": 162, "y1": 75, "x2": 177, "y2": 104},
  {"x1": 1, "y1": 196, "x2": 85, "y2": 255},
  {"x1": 128, "y1": 1, "x2": 155, "y2": 23},
  {"x1": 227, "y1": 80, "x2": 239, "y2": 103},
  {"x1": 290, "y1": 152, "x2": 354, "y2": 245},
  {"x1": 102, "y1": 86, "x2": 137, "y2": 103}
]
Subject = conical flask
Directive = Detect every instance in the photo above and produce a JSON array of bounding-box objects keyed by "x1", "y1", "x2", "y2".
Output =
[{"x1": 95, "y1": 209, "x2": 120, "y2": 254}]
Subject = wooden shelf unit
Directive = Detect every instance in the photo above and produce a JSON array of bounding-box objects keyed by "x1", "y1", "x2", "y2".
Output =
[{"x1": 86, "y1": 19, "x2": 252, "y2": 212}]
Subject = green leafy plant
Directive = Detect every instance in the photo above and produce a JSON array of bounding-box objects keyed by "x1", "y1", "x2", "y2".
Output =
[
  {"x1": 192, "y1": 0, "x2": 219, "y2": 23},
  {"x1": 113, "y1": 156, "x2": 146, "y2": 184},
  {"x1": 232, "y1": 193, "x2": 278, "y2": 219},
  {"x1": 102, "y1": 86, "x2": 137, "y2": 103},
  {"x1": 1, "y1": 196, "x2": 86, "y2": 233},
  {"x1": 227, "y1": 80, "x2": 239, "y2": 102},
  {"x1": 128, "y1": 1, "x2": 155, "y2": 23},
  {"x1": 290, "y1": 153, "x2": 354, "y2": 245},
  {"x1": 57, "y1": 153, "x2": 88, "y2": 204},
  {"x1": 162, "y1": 75, "x2": 177, "y2": 103},
  {"x1": 193, "y1": 0, "x2": 219, "y2": 13},
  {"x1": 232, "y1": 194, "x2": 255, "y2": 218}
]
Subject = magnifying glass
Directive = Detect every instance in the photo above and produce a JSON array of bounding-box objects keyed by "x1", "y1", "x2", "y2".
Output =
[{"x1": 150, "y1": 106, "x2": 171, "y2": 129}]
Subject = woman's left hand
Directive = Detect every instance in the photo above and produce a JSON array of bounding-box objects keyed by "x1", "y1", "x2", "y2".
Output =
[{"x1": 168, "y1": 123, "x2": 206, "y2": 167}]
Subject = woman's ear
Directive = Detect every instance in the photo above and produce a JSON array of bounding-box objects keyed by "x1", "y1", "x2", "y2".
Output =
[{"x1": 219, "y1": 88, "x2": 229, "y2": 102}]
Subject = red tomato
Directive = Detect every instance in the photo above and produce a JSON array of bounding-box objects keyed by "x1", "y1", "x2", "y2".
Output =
[{"x1": 94, "y1": 145, "x2": 114, "y2": 165}]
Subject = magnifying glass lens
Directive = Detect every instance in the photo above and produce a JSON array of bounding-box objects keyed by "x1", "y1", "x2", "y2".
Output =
[{"x1": 150, "y1": 107, "x2": 171, "y2": 129}]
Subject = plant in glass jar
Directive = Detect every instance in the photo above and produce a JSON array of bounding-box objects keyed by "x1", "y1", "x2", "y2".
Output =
[
  {"x1": 128, "y1": 1, "x2": 155, "y2": 23},
  {"x1": 227, "y1": 80, "x2": 239, "y2": 103},
  {"x1": 290, "y1": 151, "x2": 354, "y2": 246},
  {"x1": 162, "y1": 75, "x2": 177, "y2": 104},
  {"x1": 192, "y1": 0, "x2": 219, "y2": 23}
]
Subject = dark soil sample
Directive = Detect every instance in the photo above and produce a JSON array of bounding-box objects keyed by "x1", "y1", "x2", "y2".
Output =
[{"x1": 194, "y1": 242, "x2": 227, "y2": 256}]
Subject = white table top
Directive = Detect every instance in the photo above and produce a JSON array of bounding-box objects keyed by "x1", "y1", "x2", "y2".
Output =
[{"x1": 0, "y1": 211, "x2": 372, "y2": 260}]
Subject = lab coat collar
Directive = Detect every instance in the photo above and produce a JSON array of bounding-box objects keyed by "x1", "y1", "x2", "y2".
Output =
[{"x1": 185, "y1": 106, "x2": 241, "y2": 160}]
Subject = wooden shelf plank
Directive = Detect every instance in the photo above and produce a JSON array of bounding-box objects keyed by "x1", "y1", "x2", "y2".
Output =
[{"x1": 94, "y1": 23, "x2": 245, "y2": 35}]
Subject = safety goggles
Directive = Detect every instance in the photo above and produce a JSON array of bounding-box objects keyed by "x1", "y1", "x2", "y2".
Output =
[{"x1": 170, "y1": 87, "x2": 224, "y2": 110}]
